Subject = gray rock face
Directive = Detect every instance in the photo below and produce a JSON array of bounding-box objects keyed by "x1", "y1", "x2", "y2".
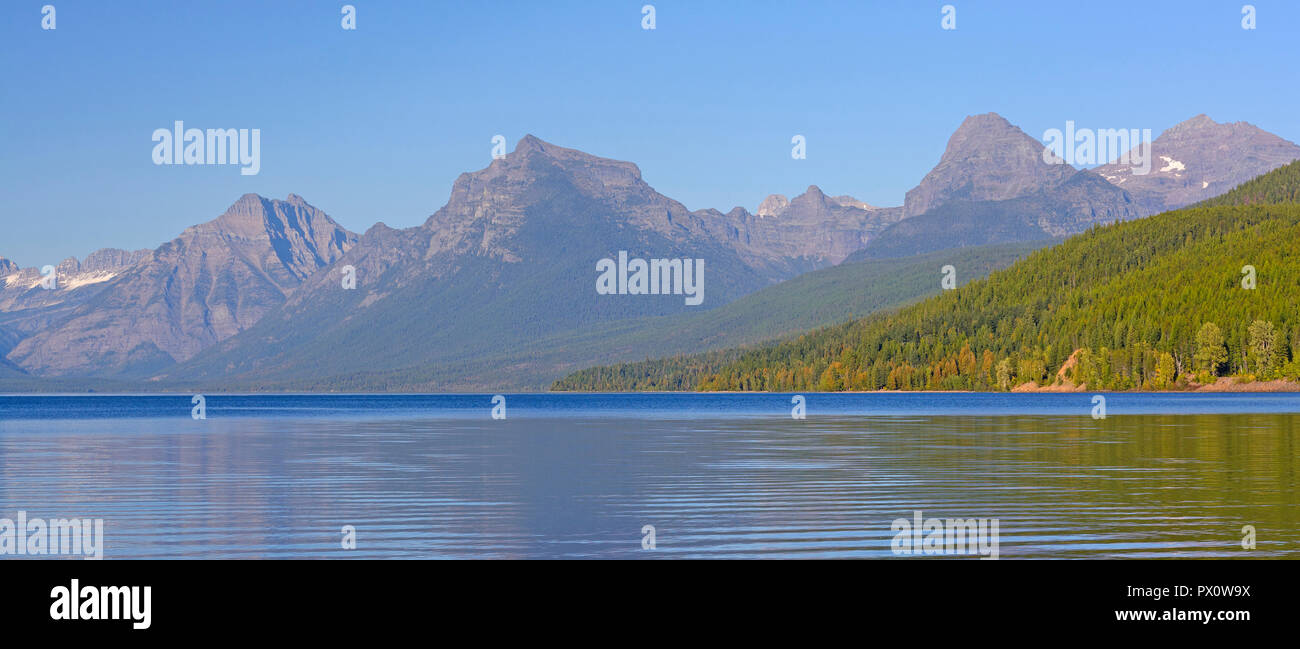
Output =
[
  {"x1": 5, "y1": 195, "x2": 356, "y2": 376},
  {"x1": 412, "y1": 136, "x2": 892, "y2": 276},
  {"x1": 718, "y1": 186, "x2": 903, "y2": 265},
  {"x1": 756, "y1": 194, "x2": 790, "y2": 217},
  {"x1": 904, "y1": 112, "x2": 1076, "y2": 218},
  {"x1": 1092, "y1": 114, "x2": 1300, "y2": 212},
  {"x1": 853, "y1": 169, "x2": 1141, "y2": 259},
  {"x1": 420, "y1": 135, "x2": 731, "y2": 262}
]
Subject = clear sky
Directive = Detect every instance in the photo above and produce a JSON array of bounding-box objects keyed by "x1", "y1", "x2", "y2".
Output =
[{"x1": 3, "y1": 0, "x2": 1298, "y2": 267}]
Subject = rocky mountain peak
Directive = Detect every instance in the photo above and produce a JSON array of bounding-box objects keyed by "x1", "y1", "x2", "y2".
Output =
[
  {"x1": 5, "y1": 193, "x2": 358, "y2": 376},
  {"x1": 904, "y1": 112, "x2": 1075, "y2": 217},
  {"x1": 513, "y1": 133, "x2": 548, "y2": 155},
  {"x1": 756, "y1": 194, "x2": 790, "y2": 217},
  {"x1": 504, "y1": 134, "x2": 643, "y2": 180},
  {"x1": 1093, "y1": 114, "x2": 1300, "y2": 211},
  {"x1": 205, "y1": 194, "x2": 354, "y2": 275},
  {"x1": 213, "y1": 193, "x2": 274, "y2": 234},
  {"x1": 1167, "y1": 113, "x2": 1216, "y2": 133},
  {"x1": 420, "y1": 135, "x2": 685, "y2": 264},
  {"x1": 788, "y1": 185, "x2": 830, "y2": 210}
]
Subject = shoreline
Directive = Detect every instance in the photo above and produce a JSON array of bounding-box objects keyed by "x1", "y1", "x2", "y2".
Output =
[
  {"x1": 1009, "y1": 377, "x2": 1300, "y2": 394},
  {"x1": 6, "y1": 380, "x2": 1300, "y2": 396}
]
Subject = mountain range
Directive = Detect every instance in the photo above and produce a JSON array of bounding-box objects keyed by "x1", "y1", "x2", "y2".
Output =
[
  {"x1": 555, "y1": 160, "x2": 1300, "y2": 392},
  {"x1": 2, "y1": 112, "x2": 1297, "y2": 391},
  {"x1": 4, "y1": 195, "x2": 356, "y2": 377},
  {"x1": 854, "y1": 113, "x2": 1300, "y2": 258}
]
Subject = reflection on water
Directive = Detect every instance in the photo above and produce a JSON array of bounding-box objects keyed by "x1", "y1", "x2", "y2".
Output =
[{"x1": 0, "y1": 395, "x2": 1295, "y2": 558}]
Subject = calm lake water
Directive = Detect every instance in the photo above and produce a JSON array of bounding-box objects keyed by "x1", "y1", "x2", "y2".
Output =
[{"x1": 0, "y1": 393, "x2": 1296, "y2": 559}]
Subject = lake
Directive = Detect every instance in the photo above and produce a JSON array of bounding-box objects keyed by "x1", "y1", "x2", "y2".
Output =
[{"x1": 0, "y1": 393, "x2": 1296, "y2": 558}]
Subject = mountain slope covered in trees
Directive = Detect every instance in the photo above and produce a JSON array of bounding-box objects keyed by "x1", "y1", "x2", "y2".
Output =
[{"x1": 555, "y1": 162, "x2": 1300, "y2": 391}]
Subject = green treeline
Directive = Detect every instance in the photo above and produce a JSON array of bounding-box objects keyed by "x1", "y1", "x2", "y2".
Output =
[{"x1": 554, "y1": 161, "x2": 1300, "y2": 392}]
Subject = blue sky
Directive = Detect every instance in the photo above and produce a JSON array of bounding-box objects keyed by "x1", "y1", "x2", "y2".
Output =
[{"x1": 3, "y1": 0, "x2": 1298, "y2": 267}]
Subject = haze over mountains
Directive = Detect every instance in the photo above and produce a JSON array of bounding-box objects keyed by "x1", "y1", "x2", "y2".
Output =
[
  {"x1": 2, "y1": 112, "x2": 1297, "y2": 390},
  {"x1": 156, "y1": 136, "x2": 899, "y2": 390},
  {"x1": 4, "y1": 195, "x2": 355, "y2": 377},
  {"x1": 557, "y1": 160, "x2": 1300, "y2": 392},
  {"x1": 855, "y1": 113, "x2": 1300, "y2": 258},
  {"x1": 1094, "y1": 114, "x2": 1300, "y2": 213}
]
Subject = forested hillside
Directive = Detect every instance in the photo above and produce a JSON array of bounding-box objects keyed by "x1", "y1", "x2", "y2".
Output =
[{"x1": 555, "y1": 163, "x2": 1300, "y2": 391}]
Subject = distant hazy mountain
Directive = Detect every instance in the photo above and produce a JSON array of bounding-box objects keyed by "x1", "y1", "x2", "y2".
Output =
[
  {"x1": 0, "y1": 249, "x2": 150, "y2": 356},
  {"x1": 702, "y1": 185, "x2": 904, "y2": 267},
  {"x1": 852, "y1": 170, "x2": 1134, "y2": 259},
  {"x1": 160, "y1": 136, "x2": 834, "y2": 389},
  {"x1": 1093, "y1": 114, "x2": 1300, "y2": 213},
  {"x1": 0, "y1": 249, "x2": 150, "y2": 311},
  {"x1": 6, "y1": 195, "x2": 356, "y2": 377},
  {"x1": 554, "y1": 161, "x2": 1300, "y2": 392},
  {"x1": 903, "y1": 113, "x2": 1077, "y2": 218},
  {"x1": 872, "y1": 113, "x2": 1300, "y2": 260},
  {"x1": 856, "y1": 113, "x2": 1140, "y2": 258},
  {"x1": 1, "y1": 137, "x2": 906, "y2": 386}
]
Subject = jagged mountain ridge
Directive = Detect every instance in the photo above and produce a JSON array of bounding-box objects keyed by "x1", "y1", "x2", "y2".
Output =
[
  {"x1": 160, "y1": 136, "x2": 831, "y2": 387},
  {"x1": 700, "y1": 185, "x2": 903, "y2": 267},
  {"x1": 4, "y1": 114, "x2": 1298, "y2": 388},
  {"x1": 5, "y1": 195, "x2": 357, "y2": 377},
  {"x1": 856, "y1": 112, "x2": 1299, "y2": 258}
]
